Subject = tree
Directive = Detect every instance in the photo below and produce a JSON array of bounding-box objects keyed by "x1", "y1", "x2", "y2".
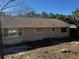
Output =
[
  {"x1": 64, "y1": 15, "x2": 77, "y2": 24},
  {"x1": 48, "y1": 13, "x2": 56, "y2": 18},
  {"x1": 0, "y1": 0, "x2": 31, "y2": 16},
  {"x1": 14, "y1": 4, "x2": 34, "y2": 16},
  {"x1": 56, "y1": 14, "x2": 65, "y2": 20},
  {"x1": 41, "y1": 12, "x2": 48, "y2": 18},
  {"x1": 72, "y1": 8, "x2": 79, "y2": 17},
  {"x1": 26, "y1": 11, "x2": 37, "y2": 17},
  {"x1": 72, "y1": 8, "x2": 79, "y2": 23},
  {"x1": 0, "y1": 0, "x2": 26, "y2": 59}
]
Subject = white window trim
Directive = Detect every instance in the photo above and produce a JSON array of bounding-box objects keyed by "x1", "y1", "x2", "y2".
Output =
[
  {"x1": 34, "y1": 28, "x2": 43, "y2": 33},
  {"x1": 2, "y1": 28, "x2": 23, "y2": 38}
]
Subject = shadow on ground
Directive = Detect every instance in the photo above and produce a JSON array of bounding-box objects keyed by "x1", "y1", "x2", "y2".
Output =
[{"x1": 4, "y1": 37, "x2": 72, "y2": 55}]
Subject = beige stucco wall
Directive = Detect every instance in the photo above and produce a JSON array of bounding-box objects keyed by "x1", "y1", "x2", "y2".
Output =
[
  {"x1": 3, "y1": 37, "x2": 24, "y2": 45},
  {"x1": 23, "y1": 27, "x2": 69, "y2": 41},
  {"x1": 3, "y1": 27, "x2": 69, "y2": 45}
]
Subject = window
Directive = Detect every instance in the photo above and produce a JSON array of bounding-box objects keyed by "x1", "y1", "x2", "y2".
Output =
[
  {"x1": 3, "y1": 28, "x2": 8, "y2": 37},
  {"x1": 61, "y1": 27, "x2": 67, "y2": 32},
  {"x1": 35, "y1": 28, "x2": 43, "y2": 32},
  {"x1": 8, "y1": 29, "x2": 18, "y2": 36},
  {"x1": 18, "y1": 29, "x2": 22, "y2": 36},
  {"x1": 52, "y1": 28, "x2": 55, "y2": 32},
  {"x1": 3, "y1": 28, "x2": 22, "y2": 37}
]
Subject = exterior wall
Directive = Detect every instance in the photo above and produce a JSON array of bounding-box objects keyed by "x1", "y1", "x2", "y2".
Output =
[
  {"x1": 23, "y1": 27, "x2": 69, "y2": 41},
  {"x1": 3, "y1": 37, "x2": 24, "y2": 45},
  {"x1": 2, "y1": 27, "x2": 69, "y2": 45},
  {"x1": 55, "y1": 27, "x2": 69, "y2": 37}
]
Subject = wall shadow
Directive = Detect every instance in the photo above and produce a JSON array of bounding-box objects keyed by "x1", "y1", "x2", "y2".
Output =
[{"x1": 4, "y1": 37, "x2": 72, "y2": 56}]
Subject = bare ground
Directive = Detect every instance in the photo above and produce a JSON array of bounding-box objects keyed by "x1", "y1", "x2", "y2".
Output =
[{"x1": 4, "y1": 41, "x2": 79, "y2": 59}]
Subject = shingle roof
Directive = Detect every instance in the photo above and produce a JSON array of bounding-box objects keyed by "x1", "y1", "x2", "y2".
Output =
[{"x1": 1, "y1": 16, "x2": 69, "y2": 28}]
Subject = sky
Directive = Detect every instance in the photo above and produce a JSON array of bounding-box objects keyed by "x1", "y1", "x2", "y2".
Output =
[
  {"x1": 0, "y1": 0, "x2": 79, "y2": 15},
  {"x1": 25, "y1": 0, "x2": 79, "y2": 15}
]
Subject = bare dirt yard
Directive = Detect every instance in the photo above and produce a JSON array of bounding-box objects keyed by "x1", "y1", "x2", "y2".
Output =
[{"x1": 4, "y1": 41, "x2": 79, "y2": 59}]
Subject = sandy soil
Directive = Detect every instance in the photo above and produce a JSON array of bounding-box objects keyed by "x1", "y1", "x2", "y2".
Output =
[{"x1": 4, "y1": 41, "x2": 79, "y2": 59}]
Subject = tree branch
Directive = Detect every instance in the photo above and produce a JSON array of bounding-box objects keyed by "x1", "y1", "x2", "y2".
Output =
[{"x1": 3, "y1": 1, "x2": 24, "y2": 10}]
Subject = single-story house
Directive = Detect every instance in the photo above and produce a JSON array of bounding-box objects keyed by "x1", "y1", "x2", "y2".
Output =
[{"x1": 1, "y1": 16, "x2": 69, "y2": 45}]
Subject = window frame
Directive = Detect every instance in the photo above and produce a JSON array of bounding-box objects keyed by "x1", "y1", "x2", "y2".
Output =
[
  {"x1": 51, "y1": 28, "x2": 55, "y2": 32},
  {"x1": 61, "y1": 27, "x2": 67, "y2": 33},
  {"x1": 34, "y1": 28, "x2": 43, "y2": 33},
  {"x1": 2, "y1": 28, "x2": 23, "y2": 38}
]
